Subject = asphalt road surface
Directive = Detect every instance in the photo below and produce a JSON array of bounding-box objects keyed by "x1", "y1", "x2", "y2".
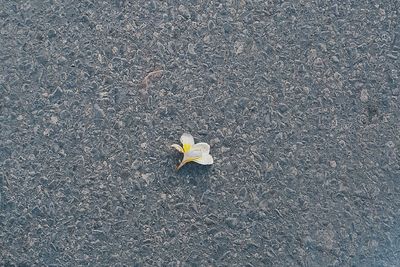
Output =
[{"x1": 1, "y1": 1, "x2": 399, "y2": 266}]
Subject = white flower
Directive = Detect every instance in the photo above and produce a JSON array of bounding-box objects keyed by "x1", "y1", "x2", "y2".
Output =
[{"x1": 171, "y1": 133, "x2": 213, "y2": 170}]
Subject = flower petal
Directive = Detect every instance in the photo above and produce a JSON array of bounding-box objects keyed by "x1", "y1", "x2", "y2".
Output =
[
  {"x1": 177, "y1": 150, "x2": 203, "y2": 170},
  {"x1": 193, "y1": 154, "x2": 213, "y2": 165},
  {"x1": 171, "y1": 144, "x2": 184, "y2": 153},
  {"x1": 184, "y1": 150, "x2": 202, "y2": 161},
  {"x1": 180, "y1": 133, "x2": 194, "y2": 146},
  {"x1": 191, "y1": 142, "x2": 210, "y2": 154}
]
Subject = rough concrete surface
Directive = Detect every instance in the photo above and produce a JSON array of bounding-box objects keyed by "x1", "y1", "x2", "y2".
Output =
[{"x1": 1, "y1": 1, "x2": 400, "y2": 266}]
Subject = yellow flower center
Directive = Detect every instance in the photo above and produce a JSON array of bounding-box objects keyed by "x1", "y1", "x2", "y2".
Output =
[{"x1": 183, "y1": 143, "x2": 191, "y2": 153}]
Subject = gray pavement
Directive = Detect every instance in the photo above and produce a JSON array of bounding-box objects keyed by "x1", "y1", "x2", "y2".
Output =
[{"x1": 1, "y1": 1, "x2": 400, "y2": 266}]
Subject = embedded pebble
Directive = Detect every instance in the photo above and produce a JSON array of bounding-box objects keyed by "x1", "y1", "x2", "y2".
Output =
[
  {"x1": 330, "y1": 160, "x2": 337, "y2": 168},
  {"x1": 360, "y1": 89, "x2": 369, "y2": 102}
]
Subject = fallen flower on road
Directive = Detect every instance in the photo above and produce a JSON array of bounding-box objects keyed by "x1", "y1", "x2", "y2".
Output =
[{"x1": 171, "y1": 133, "x2": 213, "y2": 170}]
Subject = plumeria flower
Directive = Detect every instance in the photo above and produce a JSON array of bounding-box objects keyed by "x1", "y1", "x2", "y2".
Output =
[{"x1": 171, "y1": 133, "x2": 213, "y2": 170}]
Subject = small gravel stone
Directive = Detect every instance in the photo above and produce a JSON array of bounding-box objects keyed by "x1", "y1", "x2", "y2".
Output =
[
  {"x1": 225, "y1": 217, "x2": 238, "y2": 229},
  {"x1": 330, "y1": 160, "x2": 337, "y2": 168},
  {"x1": 360, "y1": 89, "x2": 369, "y2": 102}
]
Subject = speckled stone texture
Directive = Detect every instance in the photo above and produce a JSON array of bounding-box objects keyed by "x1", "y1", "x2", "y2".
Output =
[{"x1": 1, "y1": 1, "x2": 399, "y2": 266}]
